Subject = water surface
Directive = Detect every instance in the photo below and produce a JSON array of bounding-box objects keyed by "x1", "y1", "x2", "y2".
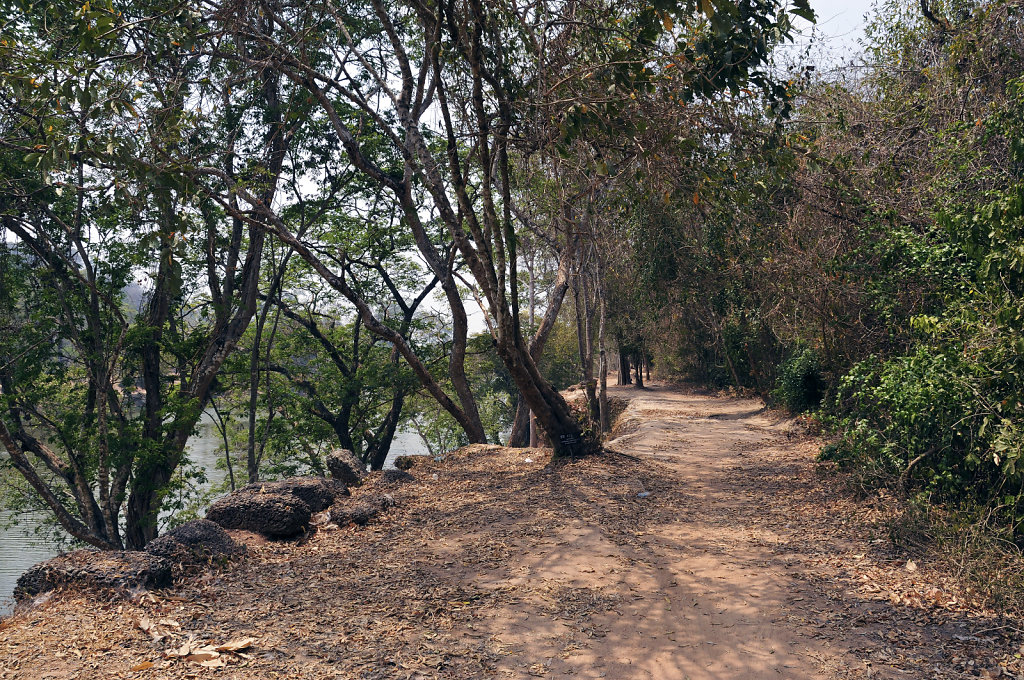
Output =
[{"x1": 0, "y1": 417, "x2": 427, "y2": 616}]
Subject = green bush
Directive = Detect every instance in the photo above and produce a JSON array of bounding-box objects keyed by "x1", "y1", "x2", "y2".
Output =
[
  {"x1": 771, "y1": 348, "x2": 825, "y2": 412},
  {"x1": 822, "y1": 344, "x2": 1024, "y2": 512}
]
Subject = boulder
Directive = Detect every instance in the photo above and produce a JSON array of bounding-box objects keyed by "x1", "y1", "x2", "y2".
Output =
[
  {"x1": 144, "y1": 519, "x2": 245, "y2": 569},
  {"x1": 239, "y1": 476, "x2": 347, "y2": 513},
  {"x1": 206, "y1": 491, "x2": 311, "y2": 538},
  {"x1": 393, "y1": 456, "x2": 418, "y2": 471},
  {"x1": 15, "y1": 550, "x2": 172, "y2": 600},
  {"x1": 330, "y1": 494, "x2": 395, "y2": 527},
  {"x1": 327, "y1": 449, "x2": 368, "y2": 486}
]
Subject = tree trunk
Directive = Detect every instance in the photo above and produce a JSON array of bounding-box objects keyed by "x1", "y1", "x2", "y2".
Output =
[
  {"x1": 246, "y1": 301, "x2": 268, "y2": 484},
  {"x1": 495, "y1": 332, "x2": 586, "y2": 458},
  {"x1": 506, "y1": 248, "x2": 573, "y2": 447},
  {"x1": 573, "y1": 274, "x2": 598, "y2": 426},
  {"x1": 366, "y1": 384, "x2": 407, "y2": 471},
  {"x1": 597, "y1": 267, "x2": 610, "y2": 434},
  {"x1": 127, "y1": 189, "x2": 178, "y2": 549},
  {"x1": 125, "y1": 58, "x2": 286, "y2": 548},
  {"x1": 618, "y1": 338, "x2": 631, "y2": 385},
  {"x1": 508, "y1": 396, "x2": 530, "y2": 447},
  {"x1": 210, "y1": 397, "x2": 235, "y2": 491},
  {"x1": 644, "y1": 341, "x2": 651, "y2": 383},
  {"x1": 722, "y1": 340, "x2": 742, "y2": 388},
  {"x1": 527, "y1": 248, "x2": 536, "y2": 447}
]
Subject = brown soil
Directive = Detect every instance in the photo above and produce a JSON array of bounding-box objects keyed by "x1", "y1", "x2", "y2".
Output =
[{"x1": 1, "y1": 382, "x2": 1022, "y2": 679}]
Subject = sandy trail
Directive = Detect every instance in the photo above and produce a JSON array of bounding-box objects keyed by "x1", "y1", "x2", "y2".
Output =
[
  {"x1": 483, "y1": 383, "x2": 1022, "y2": 679},
  {"x1": 1, "y1": 382, "x2": 1020, "y2": 680},
  {"x1": 482, "y1": 383, "x2": 832, "y2": 679}
]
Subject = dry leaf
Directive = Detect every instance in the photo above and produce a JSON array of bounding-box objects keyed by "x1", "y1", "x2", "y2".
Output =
[
  {"x1": 166, "y1": 640, "x2": 194, "y2": 658},
  {"x1": 215, "y1": 637, "x2": 256, "y2": 652},
  {"x1": 136, "y1": 616, "x2": 166, "y2": 643},
  {"x1": 185, "y1": 649, "x2": 220, "y2": 663},
  {"x1": 130, "y1": 661, "x2": 154, "y2": 672}
]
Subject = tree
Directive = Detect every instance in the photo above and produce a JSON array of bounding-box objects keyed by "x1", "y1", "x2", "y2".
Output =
[
  {"x1": 0, "y1": 0, "x2": 289, "y2": 547},
  {"x1": 201, "y1": 0, "x2": 810, "y2": 456}
]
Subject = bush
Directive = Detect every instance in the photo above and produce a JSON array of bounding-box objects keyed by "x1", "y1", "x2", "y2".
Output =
[
  {"x1": 771, "y1": 348, "x2": 825, "y2": 412},
  {"x1": 822, "y1": 344, "x2": 1024, "y2": 512}
]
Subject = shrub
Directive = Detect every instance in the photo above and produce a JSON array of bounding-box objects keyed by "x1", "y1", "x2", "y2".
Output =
[
  {"x1": 771, "y1": 348, "x2": 825, "y2": 412},
  {"x1": 822, "y1": 344, "x2": 1024, "y2": 515}
]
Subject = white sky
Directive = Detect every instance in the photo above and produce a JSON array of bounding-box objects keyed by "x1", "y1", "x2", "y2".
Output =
[
  {"x1": 809, "y1": 0, "x2": 874, "y2": 44},
  {"x1": 787, "y1": 0, "x2": 877, "y2": 66}
]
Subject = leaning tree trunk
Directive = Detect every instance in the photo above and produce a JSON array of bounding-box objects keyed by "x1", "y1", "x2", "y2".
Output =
[
  {"x1": 507, "y1": 248, "x2": 573, "y2": 447},
  {"x1": 497, "y1": 331, "x2": 587, "y2": 457},
  {"x1": 366, "y1": 384, "x2": 407, "y2": 471}
]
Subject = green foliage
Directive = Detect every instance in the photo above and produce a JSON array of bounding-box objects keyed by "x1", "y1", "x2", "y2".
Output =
[
  {"x1": 823, "y1": 342, "x2": 1024, "y2": 512},
  {"x1": 822, "y1": 66, "x2": 1024, "y2": 527},
  {"x1": 536, "y1": 320, "x2": 583, "y2": 391},
  {"x1": 772, "y1": 348, "x2": 825, "y2": 412},
  {"x1": 465, "y1": 333, "x2": 517, "y2": 443}
]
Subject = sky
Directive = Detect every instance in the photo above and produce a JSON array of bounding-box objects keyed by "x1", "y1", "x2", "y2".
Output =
[
  {"x1": 809, "y1": 0, "x2": 875, "y2": 42},
  {"x1": 792, "y1": 0, "x2": 877, "y2": 64}
]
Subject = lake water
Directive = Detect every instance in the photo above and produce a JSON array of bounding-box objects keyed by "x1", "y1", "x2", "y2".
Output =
[{"x1": 0, "y1": 414, "x2": 428, "y2": 616}]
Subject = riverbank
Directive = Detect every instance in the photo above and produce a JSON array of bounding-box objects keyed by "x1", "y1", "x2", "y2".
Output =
[
  {"x1": 0, "y1": 417, "x2": 428, "y2": 616},
  {"x1": 1, "y1": 383, "x2": 1022, "y2": 679}
]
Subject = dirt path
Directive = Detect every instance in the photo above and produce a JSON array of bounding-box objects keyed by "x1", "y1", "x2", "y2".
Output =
[
  {"x1": 479, "y1": 383, "x2": 829, "y2": 679},
  {"x1": 484, "y1": 383, "x2": 833, "y2": 679},
  {"x1": 519, "y1": 383, "x2": 1020, "y2": 680},
  {"x1": 1, "y1": 383, "x2": 1021, "y2": 679}
]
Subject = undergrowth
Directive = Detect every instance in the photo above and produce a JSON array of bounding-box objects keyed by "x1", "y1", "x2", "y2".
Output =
[{"x1": 887, "y1": 495, "x2": 1024, "y2": 617}]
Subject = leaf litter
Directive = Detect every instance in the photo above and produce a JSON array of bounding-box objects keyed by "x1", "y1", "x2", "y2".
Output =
[{"x1": 0, "y1": 383, "x2": 1022, "y2": 679}]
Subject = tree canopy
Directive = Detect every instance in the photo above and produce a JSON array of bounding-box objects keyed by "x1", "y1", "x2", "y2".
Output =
[{"x1": 19, "y1": 0, "x2": 1024, "y2": 553}]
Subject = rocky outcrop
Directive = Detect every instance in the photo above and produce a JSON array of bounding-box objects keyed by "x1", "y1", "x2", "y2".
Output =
[
  {"x1": 327, "y1": 449, "x2": 368, "y2": 486},
  {"x1": 238, "y1": 476, "x2": 347, "y2": 513},
  {"x1": 206, "y1": 491, "x2": 312, "y2": 538},
  {"x1": 15, "y1": 550, "x2": 172, "y2": 600},
  {"x1": 330, "y1": 494, "x2": 395, "y2": 527},
  {"x1": 393, "y1": 456, "x2": 418, "y2": 471},
  {"x1": 205, "y1": 476, "x2": 352, "y2": 538},
  {"x1": 144, "y1": 519, "x2": 245, "y2": 570}
]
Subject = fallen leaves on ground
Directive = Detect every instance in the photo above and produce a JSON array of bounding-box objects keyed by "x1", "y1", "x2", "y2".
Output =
[{"x1": 0, "y1": 384, "x2": 1022, "y2": 680}]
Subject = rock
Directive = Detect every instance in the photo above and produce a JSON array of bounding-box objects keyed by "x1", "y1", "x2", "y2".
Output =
[
  {"x1": 206, "y1": 491, "x2": 311, "y2": 538},
  {"x1": 330, "y1": 494, "x2": 395, "y2": 527},
  {"x1": 327, "y1": 449, "x2": 368, "y2": 486},
  {"x1": 204, "y1": 476, "x2": 351, "y2": 538},
  {"x1": 393, "y1": 456, "x2": 418, "y2": 471},
  {"x1": 144, "y1": 519, "x2": 245, "y2": 569},
  {"x1": 239, "y1": 476, "x2": 347, "y2": 513},
  {"x1": 15, "y1": 550, "x2": 172, "y2": 600},
  {"x1": 376, "y1": 469, "x2": 414, "y2": 485}
]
